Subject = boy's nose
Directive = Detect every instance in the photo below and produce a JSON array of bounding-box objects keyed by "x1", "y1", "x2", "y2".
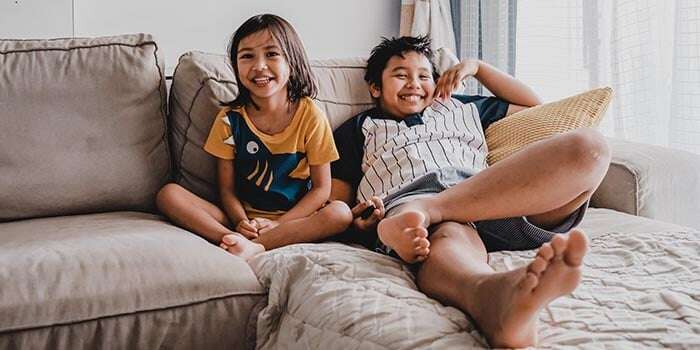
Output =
[{"x1": 405, "y1": 77, "x2": 420, "y2": 88}]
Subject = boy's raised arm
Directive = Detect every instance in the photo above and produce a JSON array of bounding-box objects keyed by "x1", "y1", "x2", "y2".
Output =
[{"x1": 436, "y1": 59, "x2": 542, "y2": 113}]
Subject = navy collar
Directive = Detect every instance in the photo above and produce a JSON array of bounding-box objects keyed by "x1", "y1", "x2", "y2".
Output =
[{"x1": 364, "y1": 107, "x2": 425, "y2": 126}]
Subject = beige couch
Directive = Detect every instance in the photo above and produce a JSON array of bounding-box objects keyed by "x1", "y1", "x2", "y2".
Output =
[{"x1": 1, "y1": 34, "x2": 699, "y2": 349}]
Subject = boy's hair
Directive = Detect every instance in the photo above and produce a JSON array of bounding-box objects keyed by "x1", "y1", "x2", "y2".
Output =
[
  {"x1": 364, "y1": 36, "x2": 440, "y2": 88},
  {"x1": 225, "y1": 14, "x2": 317, "y2": 108}
]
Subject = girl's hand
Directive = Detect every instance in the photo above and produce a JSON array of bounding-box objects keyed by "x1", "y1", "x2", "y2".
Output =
[
  {"x1": 351, "y1": 196, "x2": 385, "y2": 232},
  {"x1": 253, "y1": 218, "x2": 279, "y2": 234},
  {"x1": 235, "y1": 219, "x2": 259, "y2": 239},
  {"x1": 435, "y1": 59, "x2": 480, "y2": 101}
]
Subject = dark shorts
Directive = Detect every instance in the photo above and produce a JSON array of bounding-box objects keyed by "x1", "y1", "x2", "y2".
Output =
[{"x1": 375, "y1": 167, "x2": 588, "y2": 256}]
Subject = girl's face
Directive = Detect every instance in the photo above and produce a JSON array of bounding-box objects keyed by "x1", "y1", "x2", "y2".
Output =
[{"x1": 236, "y1": 30, "x2": 290, "y2": 104}]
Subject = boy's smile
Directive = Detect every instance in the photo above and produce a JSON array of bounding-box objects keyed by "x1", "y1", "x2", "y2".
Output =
[
  {"x1": 370, "y1": 51, "x2": 436, "y2": 119},
  {"x1": 236, "y1": 30, "x2": 290, "y2": 103}
]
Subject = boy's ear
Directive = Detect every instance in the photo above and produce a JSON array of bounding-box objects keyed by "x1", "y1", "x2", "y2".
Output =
[{"x1": 369, "y1": 83, "x2": 381, "y2": 98}]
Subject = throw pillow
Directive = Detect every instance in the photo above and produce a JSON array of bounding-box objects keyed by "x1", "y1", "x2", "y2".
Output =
[{"x1": 485, "y1": 87, "x2": 613, "y2": 164}]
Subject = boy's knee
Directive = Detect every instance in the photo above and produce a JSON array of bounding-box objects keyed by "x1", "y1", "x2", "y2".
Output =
[
  {"x1": 561, "y1": 129, "x2": 611, "y2": 172},
  {"x1": 430, "y1": 221, "x2": 477, "y2": 242}
]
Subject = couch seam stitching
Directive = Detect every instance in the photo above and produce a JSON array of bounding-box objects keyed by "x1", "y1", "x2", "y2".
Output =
[
  {"x1": 0, "y1": 41, "x2": 157, "y2": 55},
  {"x1": 178, "y1": 76, "x2": 236, "y2": 184},
  {"x1": 150, "y1": 42, "x2": 172, "y2": 187},
  {"x1": 0, "y1": 291, "x2": 266, "y2": 335}
]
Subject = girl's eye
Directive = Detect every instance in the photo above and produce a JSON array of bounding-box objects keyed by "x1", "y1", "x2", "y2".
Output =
[
  {"x1": 266, "y1": 51, "x2": 281, "y2": 57},
  {"x1": 238, "y1": 53, "x2": 253, "y2": 60}
]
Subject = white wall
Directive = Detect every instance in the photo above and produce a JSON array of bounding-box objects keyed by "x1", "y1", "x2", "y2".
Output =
[
  {"x1": 1, "y1": 1, "x2": 400, "y2": 73},
  {"x1": 0, "y1": 0, "x2": 73, "y2": 38}
]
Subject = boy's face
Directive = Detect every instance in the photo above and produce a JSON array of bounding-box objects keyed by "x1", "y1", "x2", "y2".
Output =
[{"x1": 370, "y1": 51, "x2": 436, "y2": 118}]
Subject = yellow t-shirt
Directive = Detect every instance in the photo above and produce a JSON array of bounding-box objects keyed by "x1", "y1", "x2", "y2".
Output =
[{"x1": 204, "y1": 97, "x2": 338, "y2": 219}]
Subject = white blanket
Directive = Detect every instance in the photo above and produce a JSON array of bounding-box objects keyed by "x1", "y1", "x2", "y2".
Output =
[{"x1": 249, "y1": 211, "x2": 700, "y2": 349}]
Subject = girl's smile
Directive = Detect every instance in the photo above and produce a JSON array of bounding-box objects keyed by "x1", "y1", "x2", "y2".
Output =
[{"x1": 237, "y1": 30, "x2": 290, "y2": 103}]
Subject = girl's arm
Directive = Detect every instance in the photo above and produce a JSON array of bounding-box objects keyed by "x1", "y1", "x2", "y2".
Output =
[
  {"x1": 217, "y1": 158, "x2": 258, "y2": 238},
  {"x1": 250, "y1": 163, "x2": 334, "y2": 250},
  {"x1": 276, "y1": 163, "x2": 332, "y2": 223},
  {"x1": 435, "y1": 59, "x2": 543, "y2": 115}
]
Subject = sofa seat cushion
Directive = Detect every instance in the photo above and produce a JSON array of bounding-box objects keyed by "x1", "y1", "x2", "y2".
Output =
[{"x1": 0, "y1": 211, "x2": 264, "y2": 333}]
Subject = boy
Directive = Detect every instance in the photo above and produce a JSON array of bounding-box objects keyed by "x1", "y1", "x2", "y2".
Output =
[{"x1": 330, "y1": 36, "x2": 610, "y2": 347}]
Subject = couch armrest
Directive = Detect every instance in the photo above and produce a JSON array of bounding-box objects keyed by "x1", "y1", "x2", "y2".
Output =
[{"x1": 591, "y1": 138, "x2": 700, "y2": 229}]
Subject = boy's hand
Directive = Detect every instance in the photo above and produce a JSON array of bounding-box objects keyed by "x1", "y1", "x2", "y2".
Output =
[
  {"x1": 351, "y1": 196, "x2": 385, "y2": 232},
  {"x1": 253, "y1": 217, "x2": 279, "y2": 234},
  {"x1": 235, "y1": 219, "x2": 259, "y2": 239},
  {"x1": 435, "y1": 59, "x2": 480, "y2": 101}
]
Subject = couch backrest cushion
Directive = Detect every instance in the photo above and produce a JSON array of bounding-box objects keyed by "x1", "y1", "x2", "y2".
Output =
[
  {"x1": 168, "y1": 51, "x2": 371, "y2": 202},
  {"x1": 0, "y1": 34, "x2": 170, "y2": 221}
]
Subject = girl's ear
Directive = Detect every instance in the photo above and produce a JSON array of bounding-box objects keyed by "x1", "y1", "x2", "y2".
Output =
[{"x1": 369, "y1": 83, "x2": 381, "y2": 98}]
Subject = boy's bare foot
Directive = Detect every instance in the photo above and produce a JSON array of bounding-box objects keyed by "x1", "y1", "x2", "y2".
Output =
[
  {"x1": 377, "y1": 211, "x2": 431, "y2": 263},
  {"x1": 470, "y1": 229, "x2": 588, "y2": 348},
  {"x1": 220, "y1": 234, "x2": 265, "y2": 261}
]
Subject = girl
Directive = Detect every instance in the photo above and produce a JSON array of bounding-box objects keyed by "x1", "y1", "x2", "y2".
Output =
[{"x1": 157, "y1": 14, "x2": 353, "y2": 260}]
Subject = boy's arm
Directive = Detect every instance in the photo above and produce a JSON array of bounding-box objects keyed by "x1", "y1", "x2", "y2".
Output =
[
  {"x1": 331, "y1": 178, "x2": 384, "y2": 233},
  {"x1": 436, "y1": 59, "x2": 542, "y2": 115}
]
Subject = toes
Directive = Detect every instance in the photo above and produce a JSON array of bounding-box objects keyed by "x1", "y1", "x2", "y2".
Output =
[
  {"x1": 221, "y1": 235, "x2": 237, "y2": 245},
  {"x1": 414, "y1": 247, "x2": 430, "y2": 257},
  {"x1": 528, "y1": 256, "x2": 548, "y2": 276},
  {"x1": 537, "y1": 242, "x2": 554, "y2": 261},
  {"x1": 550, "y1": 234, "x2": 567, "y2": 257},
  {"x1": 411, "y1": 227, "x2": 428, "y2": 239},
  {"x1": 522, "y1": 272, "x2": 538, "y2": 290},
  {"x1": 564, "y1": 229, "x2": 589, "y2": 266},
  {"x1": 413, "y1": 236, "x2": 430, "y2": 248}
]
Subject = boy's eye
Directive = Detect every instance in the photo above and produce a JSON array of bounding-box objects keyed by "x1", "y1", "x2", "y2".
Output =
[
  {"x1": 396, "y1": 74, "x2": 407, "y2": 79},
  {"x1": 420, "y1": 75, "x2": 431, "y2": 80}
]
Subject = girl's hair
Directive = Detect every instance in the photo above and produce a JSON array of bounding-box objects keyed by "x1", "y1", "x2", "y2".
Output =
[
  {"x1": 225, "y1": 14, "x2": 317, "y2": 108},
  {"x1": 364, "y1": 36, "x2": 440, "y2": 88}
]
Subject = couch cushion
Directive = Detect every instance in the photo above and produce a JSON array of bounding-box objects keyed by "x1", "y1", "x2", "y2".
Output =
[
  {"x1": 0, "y1": 34, "x2": 170, "y2": 221},
  {"x1": 168, "y1": 51, "x2": 372, "y2": 202},
  {"x1": 0, "y1": 212, "x2": 264, "y2": 335}
]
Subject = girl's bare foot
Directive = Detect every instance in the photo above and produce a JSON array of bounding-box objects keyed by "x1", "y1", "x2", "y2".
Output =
[
  {"x1": 377, "y1": 211, "x2": 431, "y2": 263},
  {"x1": 470, "y1": 229, "x2": 588, "y2": 348},
  {"x1": 220, "y1": 234, "x2": 265, "y2": 261}
]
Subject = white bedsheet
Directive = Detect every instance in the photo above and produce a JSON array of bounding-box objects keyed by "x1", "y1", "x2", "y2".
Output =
[{"x1": 249, "y1": 209, "x2": 700, "y2": 349}]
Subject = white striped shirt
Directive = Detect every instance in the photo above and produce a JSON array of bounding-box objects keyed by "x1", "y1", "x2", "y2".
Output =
[{"x1": 356, "y1": 98, "x2": 488, "y2": 202}]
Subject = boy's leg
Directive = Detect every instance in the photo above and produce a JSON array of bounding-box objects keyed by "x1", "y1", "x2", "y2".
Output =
[
  {"x1": 156, "y1": 183, "x2": 263, "y2": 259},
  {"x1": 379, "y1": 128, "x2": 611, "y2": 234},
  {"x1": 416, "y1": 221, "x2": 588, "y2": 348},
  {"x1": 253, "y1": 200, "x2": 354, "y2": 250}
]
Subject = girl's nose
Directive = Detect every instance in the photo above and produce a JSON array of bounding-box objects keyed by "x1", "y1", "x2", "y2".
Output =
[{"x1": 253, "y1": 59, "x2": 268, "y2": 71}]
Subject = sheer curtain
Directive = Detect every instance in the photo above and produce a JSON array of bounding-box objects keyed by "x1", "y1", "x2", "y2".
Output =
[{"x1": 514, "y1": 0, "x2": 700, "y2": 154}]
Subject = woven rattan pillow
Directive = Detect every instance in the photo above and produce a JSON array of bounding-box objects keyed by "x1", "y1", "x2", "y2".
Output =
[{"x1": 485, "y1": 87, "x2": 613, "y2": 164}]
